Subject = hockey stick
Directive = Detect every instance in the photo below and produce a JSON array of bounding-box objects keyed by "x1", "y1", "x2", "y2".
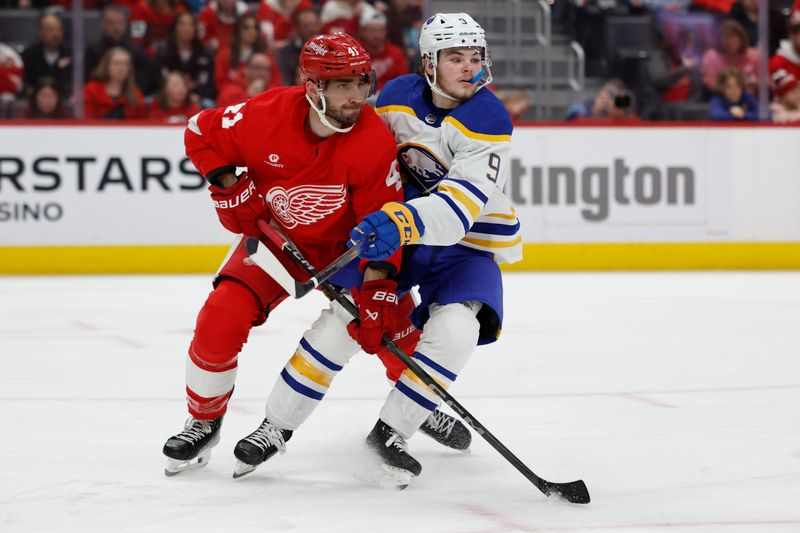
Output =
[
  {"x1": 248, "y1": 222, "x2": 591, "y2": 504},
  {"x1": 245, "y1": 227, "x2": 365, "y2": 298}
]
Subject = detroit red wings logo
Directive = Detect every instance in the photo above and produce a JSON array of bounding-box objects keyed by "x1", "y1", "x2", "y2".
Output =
[{"x1": 266, "y1": 184, "x2": 348, "y2": 229}]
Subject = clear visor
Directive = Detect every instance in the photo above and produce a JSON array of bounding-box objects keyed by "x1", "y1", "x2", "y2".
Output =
[{"x1": 320, "y1": 72, "x2": 377, "y2": 100}]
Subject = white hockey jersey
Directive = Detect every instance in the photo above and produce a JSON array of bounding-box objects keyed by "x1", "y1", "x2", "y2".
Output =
[{"x1": 375, "y1": 74, "x2": 522, "y2": 264}]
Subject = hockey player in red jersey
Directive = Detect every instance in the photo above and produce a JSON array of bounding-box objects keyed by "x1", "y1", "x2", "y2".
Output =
[{"x1": 162, "y1": 32, "x2": 468, "y2": 477}]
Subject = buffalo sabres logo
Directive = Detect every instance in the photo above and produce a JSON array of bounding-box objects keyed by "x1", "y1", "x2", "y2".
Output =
[
  {"x1": 397, "y1": 144, "x2": 448, "y2": 192},
  {"x1": 266, "y1": 184, "x2": 347, "y2": 229}
]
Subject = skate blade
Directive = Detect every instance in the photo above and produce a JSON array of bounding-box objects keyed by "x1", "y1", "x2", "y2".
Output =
[
  {"x1": 164, "y1": 449, "x2": 213, "y2": 477},
  {"x1": 358, "y1": 463, "x2": 415, "y2": 490},
  {"x1": 232, "y1": 460, "x2": 258, "y2": 479}
]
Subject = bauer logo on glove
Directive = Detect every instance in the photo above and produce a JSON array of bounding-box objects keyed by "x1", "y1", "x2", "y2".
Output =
[{"x1": 213, "y1": 180, "x2": 257, "y2": 209}]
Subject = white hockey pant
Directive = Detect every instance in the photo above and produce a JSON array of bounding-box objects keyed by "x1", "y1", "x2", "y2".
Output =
[
  {"x1": 379, "y1": 301, "x2": 481, "y2": 439},
  {"x1": 265, "y1": 297, "x2": 361, "y2": 430}
]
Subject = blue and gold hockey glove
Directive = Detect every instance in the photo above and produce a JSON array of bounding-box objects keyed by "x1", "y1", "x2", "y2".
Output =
[{"x1": 349, "y1": 202, "x2": 425, "y2": 260}]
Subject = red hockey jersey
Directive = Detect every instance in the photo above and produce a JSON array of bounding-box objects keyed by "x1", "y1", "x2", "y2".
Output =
[{"x1": 185, "y1": 86, "x2": 403, "y2": 271}]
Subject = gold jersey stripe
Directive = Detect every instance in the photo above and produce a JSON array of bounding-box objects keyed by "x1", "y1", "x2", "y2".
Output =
[
  {"x1": 442, "y1": 116, "x2": 512, "y2": 142},
  {"x1": 462, "y1": 235, "x2": 523, "y2": 248},
  {"x1": 376, "y1": 105, "x2": 417, "y2": 118},
  {"x1": 438, "y1": 184, "x2": 482, "y2": 220}
]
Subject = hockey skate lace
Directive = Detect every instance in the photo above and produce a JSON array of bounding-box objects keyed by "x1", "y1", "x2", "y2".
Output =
[
  {"x1": 426, "y1": 410, "x2": 456, "y2": 438},
  {"x1": 385, "y1": 432, "x2": 408, "y2": 452},
  {"x1": 175, "y1": 419, "x2": 213, "y2": 444},
  {"x1": 244, "y1": 421, "x2": 288, "y2": 454}
]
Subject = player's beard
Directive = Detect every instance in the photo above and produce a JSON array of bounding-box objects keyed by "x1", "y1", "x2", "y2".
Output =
[{"x1": 326, "y1": 102, "x2": 364, "y2": 128}]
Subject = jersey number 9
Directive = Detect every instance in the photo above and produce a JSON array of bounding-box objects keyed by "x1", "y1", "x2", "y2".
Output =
[{"x1": 486, "y1": 153, "x2": 501, "y2": 183}]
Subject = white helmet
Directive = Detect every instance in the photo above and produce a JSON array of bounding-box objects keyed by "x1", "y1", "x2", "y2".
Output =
[{"x1": 419, "y1": 13, "x2": 493, "y2": 101}]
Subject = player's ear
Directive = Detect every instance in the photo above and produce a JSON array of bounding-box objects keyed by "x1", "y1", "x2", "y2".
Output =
[
  {"x1": 423, "y1": 57, "x2": 434, "y2": 77},
  {"x1": 305, "y1": 79, "x2": 319, "y2": 101}
]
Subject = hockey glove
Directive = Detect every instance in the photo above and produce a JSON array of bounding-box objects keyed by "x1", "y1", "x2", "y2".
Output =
[
  {"x1": 349, "y1": 202, "x2": 425, "y2": 261},
  {"x1": 347, "y1": 278, "x2": 400, "y2": 354},
  {"x1": 209, "y1": 173, "x2": 265, "y2": 236}
]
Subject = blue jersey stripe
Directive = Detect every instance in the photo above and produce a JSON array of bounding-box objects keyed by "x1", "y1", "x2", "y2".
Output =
[
  {"x1": 442, "y1": 178, "x2": 489, "y2": 204},
  {"x1": 413, "y1": 352, "x2": 458, "y2": 381},
  {"x1": 395, "y1": 380, "x2": 438, "y2": 411},
  {"x1": 433, "y1": 192, "x2": 470, "y2": 232},
  {"x1": 469, "y1": 221, "x2": 521, "y2": 236},
  {"x1": 280, "y1": 368, "x2": 325, "y2": 400},
  {"x1": 299, "y1": 338, "x2": 343, "y2": 372}
]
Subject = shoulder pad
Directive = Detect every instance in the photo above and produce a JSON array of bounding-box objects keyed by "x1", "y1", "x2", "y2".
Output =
[
  {"x1": 376, "y1": 74, "x2": 424, "y2": 113},
  {"x1": 445, "y1": 89, "x2": 513, "y2": 141}
]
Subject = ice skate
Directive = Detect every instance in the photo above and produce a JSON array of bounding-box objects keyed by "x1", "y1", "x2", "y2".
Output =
[
  {"x1": 232, "y1": 418, "x2": 292, "y2": 479},
  {"x1": 163, "y1": 417, "x2": 222, "y2": 476},
  {"x1": 420, "y1": 408, "x2": 471, "y2": 451},
  {"x1": 364, "y1": 420, "x2": 422, "y2": 490}
]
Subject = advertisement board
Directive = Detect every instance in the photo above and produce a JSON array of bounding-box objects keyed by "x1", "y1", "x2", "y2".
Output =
[{"x1": 1, "y1": 124, "x2": 798, "y2": 272}]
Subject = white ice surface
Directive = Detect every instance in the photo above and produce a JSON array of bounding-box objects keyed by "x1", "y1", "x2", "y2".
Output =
[{"x1": 1, "y1": 272, "x2": 799, "y2": 532}]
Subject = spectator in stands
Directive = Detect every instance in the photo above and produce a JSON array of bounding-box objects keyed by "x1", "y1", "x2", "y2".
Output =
[
  {"x1": 709, "y1": 67, "x2": 758, "y2": 120},
  {"x1": 726, "y1": 0, "x2": 757, "y2": 46},
  {"x1": 769, "y1": 9, "x2": 800, "y2": 84},
  {"x1": 276, "y1": 6, "x2": 320, "y2": 85},
  {"x1": 130, "y1": 0, "x2": 186, "y2": 55},
  {"x1": 320, "y1": 0, "x2": 364, "y2": 35},
  {"x1": 156, "y1": 12, "x2": 216, "y2": 107},
  {"x1": 22, "y1": 76, "x2": 70, "y2": 119},
  {"x1": 770, "y1": 70, "x2": 800, "y2": 123},
  {"x1": 257, "y1": 0, "x2": 315, "y2": 49},
  {"x1": 643, "y1": 27, "x2": 703, "y2": 117},
  {"x1": 0, "y1": 39, "x2": 24, "y2": 104},
  {"x1": 215, "y1": 13, "x2": 281, "y2": 97},
  {"x1": 84, "y1": 46, "x2": 145, "y2": 119},
  {"x1": 216, "y1": 51, "x2": 272, "y2": 106},
  {"x1": 496, "y1": 88, "x2": 533, "y2": 121},
  {"x1": 148, "y1": 71, "x2": 201, "y2": 122},
  {"x1": 22, "y1": 14, "x2": 72, "y2": 99},
  {"x1": 701, "y1": 20, "x2": 759, "y2": 95},
  {"x1": 566, "y1": 78, "x2": 639, "y2": 121},
  {"x1": 359, "y1": 7, "x2": 407, "y2": 92},
  {"x1": 85, "y1": 5, "x2": 157, "y2": 95},
  {"x1": 198, "y1": 0, "x2": 250, "y2": 53},
  {"x1": 383, "y1": 0, "x2": 422, "y2": 65}
]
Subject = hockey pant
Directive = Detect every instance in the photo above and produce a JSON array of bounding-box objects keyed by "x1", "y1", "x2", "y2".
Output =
[
  {"x1": 265, "y1": 300, "x2": 480, "y2": 440},
  {"x1": 184, "y1": 235, "x2": 416, "y2": 420}
]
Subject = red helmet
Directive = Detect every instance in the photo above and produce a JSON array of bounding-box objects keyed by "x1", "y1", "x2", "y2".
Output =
[{"x1": 299, "y1": 33, "x2": 373, "y2": 82}]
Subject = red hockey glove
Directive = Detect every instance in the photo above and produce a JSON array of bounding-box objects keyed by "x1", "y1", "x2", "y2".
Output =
[
  {"x1": 347, "y1": 278, "x2": 400, "y2": 354},
  {"x1": 209, "y1": 173, "x2": 265, "y2": 236}
]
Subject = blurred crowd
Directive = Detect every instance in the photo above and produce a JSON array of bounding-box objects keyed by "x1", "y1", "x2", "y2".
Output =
[
  {"x1": 0, "y1": 0, "x2": 422, "y2": 120},
  {"x1": 0, "y1": 0, "x2": 798, "y2": 123},
  {"x1": 566, "y1": 0, "x2": 800, "y2": 123}
]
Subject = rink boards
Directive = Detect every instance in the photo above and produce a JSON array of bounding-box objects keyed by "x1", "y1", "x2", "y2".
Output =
[{"x1": 1, "y1": 123, "x2": 798, "y2": 273}]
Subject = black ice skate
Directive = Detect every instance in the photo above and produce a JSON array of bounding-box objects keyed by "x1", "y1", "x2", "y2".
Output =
[
  {"x1": 163, "y1": 416, "x2": 222, "y2": 476},
  {"x1": 232, "y1": 418, "x2": 293, "y2": 479},
  {"x1": 364, "y1": 420, "x2": 422, "y2": 490},
  {"x1": 419, "y1": 408, "x2": 472, "y2": 451}
]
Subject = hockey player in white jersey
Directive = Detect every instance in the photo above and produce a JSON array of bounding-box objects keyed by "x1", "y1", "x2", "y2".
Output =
[
  {"x1": 229, "y1": 13, "x2": 521, "y2": 489},
  {"x1": 348, "y1": 12, "x2": 522, "y2": 485}
]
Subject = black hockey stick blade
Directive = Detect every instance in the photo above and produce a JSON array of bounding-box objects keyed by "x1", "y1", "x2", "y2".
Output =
[{"x1": 541, "y1": 479, "x2": 591, "y2": 504}]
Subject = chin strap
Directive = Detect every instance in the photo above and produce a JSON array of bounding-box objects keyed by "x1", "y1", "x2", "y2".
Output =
[
  {"x1": 425, "y1": 69, "x2": 460, "y2": 102},
  {"x1": 305, "y1": 90, "x2": 355, "y2": 134}
]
